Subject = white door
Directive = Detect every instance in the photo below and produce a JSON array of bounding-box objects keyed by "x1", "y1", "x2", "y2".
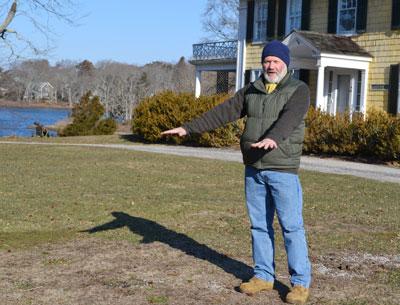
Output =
[{"x1": 336, "y1": 75, "x2": 351, "y2": 114}]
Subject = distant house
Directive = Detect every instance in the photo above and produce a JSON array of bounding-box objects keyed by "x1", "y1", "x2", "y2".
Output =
[
  {"x1": 234, "y1": 0, "x2": 400, "y2": 115},
  {"x1": 0, "y1": 86, "x2": 8, "y2": 97},
  {"x1": 23, "y1": 82, "x2": 56, "y2": 103}
]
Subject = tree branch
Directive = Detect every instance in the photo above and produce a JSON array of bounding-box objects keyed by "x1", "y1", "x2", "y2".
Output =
[{"x1": 0, "y1": 1, "x2": 16, "y2": 38}]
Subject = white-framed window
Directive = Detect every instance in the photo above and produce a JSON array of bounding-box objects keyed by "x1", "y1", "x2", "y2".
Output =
[
  {"x1": 253, "y1": 0, "x2": 268, "y2": 42},
  {"x1": 286, "y1": 0, "x2": 302, "y2": 35},
  {"x1": 337, "y1": 0, "x2": 357, "y2": 35}
]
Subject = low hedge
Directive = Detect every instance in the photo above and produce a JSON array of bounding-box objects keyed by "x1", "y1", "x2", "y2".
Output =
[
  {"x1": 132, "y1": 90, "x2": 400, "y2": 161},
  {"x1": 304, "y1": 107, "x2": 358, "y2": 155},
  {"x1": 132, "y1": 91, "x2": 244, "y2": 147},
  {"x1": 304, "y1": 107, "x2": 400, "y2": 161}
]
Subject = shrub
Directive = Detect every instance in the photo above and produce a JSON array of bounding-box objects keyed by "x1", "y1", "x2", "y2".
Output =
[
  {"x1": 355, "y1": 110, "x2": 400, "y2": 160},
  {"x1": 304, "y1": 107, "x2": 400, "y2": 161},
  {"x1": 60, "y1": 92, "x2": 117, "y2": 136},
  {"x1": 304, "y1": 107, "x2": 358, "y2": 155},
  {"x1": 132, "y1": 91, "x2": 244, "y2": 147},
  {"x1": 133, "y1": 91, "x2": 400, "y2": 161},
  {"x1": 93, "y1": 118, "x2": 117, "y2": 135}
]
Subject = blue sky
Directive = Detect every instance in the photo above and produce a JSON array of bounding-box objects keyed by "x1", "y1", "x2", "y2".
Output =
[{"x1": 13, "y1": 1, "x2": 209, "y2": 66}]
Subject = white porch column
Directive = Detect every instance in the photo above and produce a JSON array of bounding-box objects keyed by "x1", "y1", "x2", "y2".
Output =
[
  {"x1": 235, "y1": 0, "x2": 248, "y2": 90},
  {"x1": 195, "y1": 69, "x2": 202, "y2": 98},
  {"x1": 316, "y1": 63, "x2": 326, "y2": 111},
  {"x1": 360, "y1": 68, "x2": 368, "y2": 115}
]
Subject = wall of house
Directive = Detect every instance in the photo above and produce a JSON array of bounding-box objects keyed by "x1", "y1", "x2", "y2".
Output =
[
  {"x1": 354, "y1": 32, "x2": 400, "y2": 110},
  {"x1": 308, "y1": 70, "x2": 318, "y2": 107},
  {"x1": 245, "y1": 44, "x2": 265, "y2": 70},
  {"x1": 300, "y1": 0, "x2": 398, "y2": 111},
  {"x1": 309, "y1": 0, "x2": 400, "y2": 111},
  {"x1": 309, "y1": 0, "x2": 328, "y2": 32},
  {"x1": 244, "y1": 0, "x2": 400, "y2": 112},
  {"x1": 351, "y1": 0, "x2": 400, "y2": 111}
]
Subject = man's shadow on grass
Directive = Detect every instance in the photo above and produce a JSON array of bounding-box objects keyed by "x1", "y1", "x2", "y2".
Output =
[{"x1": 81, "y1": 211, "x2": 289, "y2": 299}]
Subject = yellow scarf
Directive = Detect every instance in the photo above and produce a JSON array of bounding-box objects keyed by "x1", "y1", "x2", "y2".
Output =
[{"x1": 265, "y1": 83, "x2": 277, "y2": 94}]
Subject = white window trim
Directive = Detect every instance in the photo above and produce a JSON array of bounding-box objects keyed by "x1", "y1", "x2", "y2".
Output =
[
  {"x1": 336, "y1": 0, "x2": 357, "y2": 35},
  {"x1": 253, "y1": 0, "x2": 268, "y2": 42},
  {"x1": 285, "y1": 0, "x2": 302, "y2": 36}
]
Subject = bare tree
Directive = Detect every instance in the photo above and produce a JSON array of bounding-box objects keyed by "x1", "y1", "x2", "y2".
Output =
[
  {"x1": 51, "y1": 59, "x2": 79, "y2": 105},
  {"x1": 201, "y1": 0, "x2": 239, "y2": 41},
  {"x1": 0, "y1": 67, "x2": 20, "y2": 99},
  {"x1": 94, "y1": 61, "x2": 141, "y2": 121},
  {"x1": 4, "y1": 56, "x2": 195, "y2": 120},
  {"x1": 0, "y1": 0, "x2": 80, "y2": 62},
  {"x1": 0, "y1": 1, "x2": 16, "y2": 36},
  {"x1": 171, "y1": 56, "x2": 195, "y2": 93}
]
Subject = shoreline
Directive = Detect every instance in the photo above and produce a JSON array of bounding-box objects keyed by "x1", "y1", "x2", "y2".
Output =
[{"x1": 0, "y1": 100, "x2": 72, "y2": 109}]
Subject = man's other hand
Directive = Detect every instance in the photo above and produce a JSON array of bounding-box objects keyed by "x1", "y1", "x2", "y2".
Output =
[
  {"x1": 160, "y1": 127, "x2": 187, "y2": 137},
  {"x1": 251, "y1": 138, "x2": 277, "y2": 150}
]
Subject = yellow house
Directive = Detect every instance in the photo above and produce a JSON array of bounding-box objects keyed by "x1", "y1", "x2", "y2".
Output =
[{"x1": 235, "y1": 0, "x2": 400, "y2": 115}]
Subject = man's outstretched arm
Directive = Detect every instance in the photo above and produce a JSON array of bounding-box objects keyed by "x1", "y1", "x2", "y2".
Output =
[
  {"x1": 161, "y1": 127, "x2": 187, "y2": 137},
  {"x1": 161, "y1": 85, "x2": 249, "y2": 137}
]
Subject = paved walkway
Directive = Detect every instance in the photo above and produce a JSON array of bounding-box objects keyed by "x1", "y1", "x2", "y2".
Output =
[{"x1": 1, "y1": 141, "x2": 400, "y2": 184}]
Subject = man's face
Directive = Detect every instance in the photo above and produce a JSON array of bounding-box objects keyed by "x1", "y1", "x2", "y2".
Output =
[{"x1": 262, "y1": 56, "x2": 287, "y2": 84}]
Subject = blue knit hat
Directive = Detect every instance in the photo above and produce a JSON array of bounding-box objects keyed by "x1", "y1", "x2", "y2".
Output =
[{"x1": 261, "y1": 40, "x2": 290, "y2": 67}]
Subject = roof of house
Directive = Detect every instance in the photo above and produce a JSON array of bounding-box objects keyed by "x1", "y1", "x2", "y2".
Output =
[
  {"x1": 39, "y1": 81, "x2": 53, "y2": 89},
  {"x1": 291, "y1": 30, "x2": 372, "y2": 57}
]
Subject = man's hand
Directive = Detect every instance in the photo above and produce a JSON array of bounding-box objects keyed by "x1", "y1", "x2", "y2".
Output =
[
  {"x1": 250, "y1": 138, "x2": 277, "y2": 150},
  {"x1": 160, "y1": 127, "x2": 187, "y2": 137}
]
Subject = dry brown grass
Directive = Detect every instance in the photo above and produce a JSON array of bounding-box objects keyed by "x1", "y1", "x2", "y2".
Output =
[{"x1": 0, "y1": 143, "x2": 399, "y2": 304}]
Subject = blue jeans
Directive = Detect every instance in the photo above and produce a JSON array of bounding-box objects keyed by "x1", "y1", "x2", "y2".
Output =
[{"x1": 245, "y1": 166, "x2": 311, "y2": 288}]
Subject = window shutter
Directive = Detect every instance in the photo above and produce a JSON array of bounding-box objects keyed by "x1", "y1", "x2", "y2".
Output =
[
  {"x1": 388, "y1": 64, "x2": 400, "y2": 115},
  {"x1": 301, "y1": 0, "x2": 311, "y2": 31},
  {"x1": 356, "y1": 0, "x2": 368, "y2": 33},
  {"x1": 392, "y1": 0, "x2": 400, "y2": 30},
  {"x1": 246, "y1": 1, "x2": 255, "y2": 43},
  {"x1": 328, "y1": 0, "x2": 338, "y2": 33},
  {"x1": 245, "y1": 70, "x2": 252, "y2": 85},
  {"x1": 267, "y1": 0, "x2": 277, "y2": 39},
  {"x1": 299, "y1": 69, "x2": 310, "y2": 85},
  {"x1": 277, "y1": 0, "x2": 287, "y2": 38}
]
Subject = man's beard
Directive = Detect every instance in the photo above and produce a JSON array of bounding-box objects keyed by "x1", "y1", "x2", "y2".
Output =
[{"x1": 263, "y1": 65, "x2": 288, "y2": 84}]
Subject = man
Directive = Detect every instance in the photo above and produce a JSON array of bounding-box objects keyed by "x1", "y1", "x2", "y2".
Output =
[{"x1": 161, "y1": 40, "x2": 311, "y2": 305}]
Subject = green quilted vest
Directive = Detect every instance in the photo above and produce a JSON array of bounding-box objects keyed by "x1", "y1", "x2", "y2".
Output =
[{"x1": 240, "y1": 74, "x2": 306, "y2": 171}]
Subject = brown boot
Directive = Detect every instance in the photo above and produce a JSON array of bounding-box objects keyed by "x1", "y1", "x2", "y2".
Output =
[
  {"x1": 286, "y1": 285, "x2": 310, "y2": 304},
  {"x1": 239, "y1": 277, "x2": 274, "y2": 296}
]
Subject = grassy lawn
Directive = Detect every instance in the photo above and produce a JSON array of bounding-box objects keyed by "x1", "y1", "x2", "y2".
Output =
[{"x1": 0, "y1": 142, "x2": 399, "y2": 304}]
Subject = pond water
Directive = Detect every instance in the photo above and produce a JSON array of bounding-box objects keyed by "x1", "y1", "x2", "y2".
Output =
[{"x1": 0, "y1": 107, "x2": 71, "y2": 137}]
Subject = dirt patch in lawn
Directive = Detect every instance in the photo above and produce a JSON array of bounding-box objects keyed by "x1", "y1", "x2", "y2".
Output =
[{"x1": 1, "y1": 238, "x2": 399, "y2": 305}]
